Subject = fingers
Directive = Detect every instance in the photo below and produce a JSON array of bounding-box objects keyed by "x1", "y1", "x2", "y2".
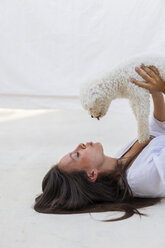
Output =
[
  {"x1": 148, "y1": 65, "x2": 161, "y2": 82},
  {"x1": 134, "y1": 66, "x2": 154, "y2": 82},
  {"x1": 130, "y1": 64, "x2": 163, "y2": 94},
  {"x1": 140, "y1": 64, "x2": 157, "y2": 79},
  {"x1": 148, "y1": 65, "x2": 160, "y2": 75},
  {"x1": 130, "y1": 78, "x2": 151, "y2": 91},
  {"x1": 139, "y1": 64, "x2": 162, "y2": 85}
]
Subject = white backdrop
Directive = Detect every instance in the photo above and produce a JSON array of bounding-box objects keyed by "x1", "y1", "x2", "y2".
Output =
[{"x1": 0, "y1": 0, "x2": 165, "y2": 109}]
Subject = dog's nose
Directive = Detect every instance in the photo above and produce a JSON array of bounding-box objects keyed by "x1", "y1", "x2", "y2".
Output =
[{"x1": 91, "y1": 115, "x2": 94, "y2": 118}]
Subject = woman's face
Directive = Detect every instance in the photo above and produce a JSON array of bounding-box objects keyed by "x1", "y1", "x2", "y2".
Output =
[{"x1": 58, "y1": 142, "x2": 105, "y2": 174}]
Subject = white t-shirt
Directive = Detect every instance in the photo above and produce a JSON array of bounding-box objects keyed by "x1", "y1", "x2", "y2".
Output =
[{"x1": 114, "y1": 113, "x2": 165, "y2": 197}]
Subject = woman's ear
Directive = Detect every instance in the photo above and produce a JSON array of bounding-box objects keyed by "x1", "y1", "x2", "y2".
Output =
[{"x1": 87, "y1": 169, "x2": 98, "y2": 182}]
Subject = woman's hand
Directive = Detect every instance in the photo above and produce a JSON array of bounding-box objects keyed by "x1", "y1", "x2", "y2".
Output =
[{"x1": 130, "y1": 64, "x2": 165, "y2": 94}]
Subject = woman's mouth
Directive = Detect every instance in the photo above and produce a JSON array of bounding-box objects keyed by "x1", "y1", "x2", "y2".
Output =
[{"x1": 86, "y1": 142, "x2": 93, "y2": 146}]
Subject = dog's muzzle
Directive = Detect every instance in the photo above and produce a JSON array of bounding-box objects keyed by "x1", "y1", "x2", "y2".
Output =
[{"x1": 91, "y1": 115, "x2": 100, "y2": 120}]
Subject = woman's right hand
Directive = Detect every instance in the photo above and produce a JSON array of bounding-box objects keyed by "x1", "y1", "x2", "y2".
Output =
[{"x1": 130, "y1": 64, "x2": 165, "y2": 94}]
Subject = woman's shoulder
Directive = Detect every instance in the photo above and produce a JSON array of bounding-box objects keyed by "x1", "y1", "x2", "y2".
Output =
[{"x1": 126, "y1": 135, "x2": 165, "y2": 198}]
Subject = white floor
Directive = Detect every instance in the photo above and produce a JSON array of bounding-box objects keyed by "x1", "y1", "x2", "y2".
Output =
[{"x1": 0, "y1": 99, "x2": 165, "y2": 248}]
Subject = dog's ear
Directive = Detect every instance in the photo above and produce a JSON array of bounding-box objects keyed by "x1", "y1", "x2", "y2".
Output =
[{"x1": 90, "y1": 93, "x2": 98, "y2": 105}]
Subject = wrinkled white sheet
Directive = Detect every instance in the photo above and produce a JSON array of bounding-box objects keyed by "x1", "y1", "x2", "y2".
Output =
[{"x1": 0, "y1": 0, "x2": 165, "y2": 109}]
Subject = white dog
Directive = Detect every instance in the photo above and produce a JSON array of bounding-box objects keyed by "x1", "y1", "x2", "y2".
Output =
[{"x1": 80, "y1": 53, "x2": 165, "y2": 143}]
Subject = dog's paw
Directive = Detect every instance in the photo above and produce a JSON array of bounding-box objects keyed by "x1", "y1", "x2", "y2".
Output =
[{"x1": 138, "y1": 135, "x2": 150, "y2": 144}]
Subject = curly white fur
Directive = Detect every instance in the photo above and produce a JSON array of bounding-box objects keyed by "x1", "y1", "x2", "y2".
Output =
[{"x1": 80, "y1": 53, "x2": 165, "y2": 143}]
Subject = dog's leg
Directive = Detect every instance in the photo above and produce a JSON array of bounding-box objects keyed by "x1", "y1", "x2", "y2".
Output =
[
  {"x1": 129, "y1": 95, "x2": 150, "y2": 143},
  {"x1": 129, "y1": 101, "x2": 138, "y2": 120}
]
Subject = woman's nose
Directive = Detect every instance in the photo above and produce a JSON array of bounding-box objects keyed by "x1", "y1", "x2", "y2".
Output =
[
  {"x1": 79, "y1": 143, "x2": 86, "y2": 149},
  {"x1": 74, "y1": 143, "x2": 86, "y2": 152}
]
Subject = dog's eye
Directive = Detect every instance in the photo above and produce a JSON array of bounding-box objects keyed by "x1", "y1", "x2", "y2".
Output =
[{"x1": 91, "y1": 115, "x2": 94, "y2": 118}]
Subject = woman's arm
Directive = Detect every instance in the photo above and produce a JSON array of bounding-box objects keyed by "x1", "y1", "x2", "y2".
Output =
[
  {"x1": 151, "y1": 92, "x2": 165, "y2": 121},
  {"x1": 130, "y1": 64, "x2": 165, "y2": 121}
]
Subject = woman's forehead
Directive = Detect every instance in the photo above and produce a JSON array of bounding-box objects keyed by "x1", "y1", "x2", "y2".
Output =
[{"x1": 58, "y1": 153, "x2": 74, "y2": 170}]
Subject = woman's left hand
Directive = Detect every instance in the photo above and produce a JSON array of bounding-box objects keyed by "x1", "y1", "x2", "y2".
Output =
[{"x1": 130, "y1": 64, "x2": 165, "y2": 94}]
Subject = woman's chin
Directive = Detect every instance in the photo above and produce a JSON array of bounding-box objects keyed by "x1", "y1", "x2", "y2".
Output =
[
  {"x1": 95, "y1": 142, "x2": 102, "y2": 145},
  {"x1": 95, "y1": 142, "x2": 103, "y2": 150}
]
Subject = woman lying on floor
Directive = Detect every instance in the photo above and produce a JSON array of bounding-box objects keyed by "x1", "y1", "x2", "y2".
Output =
[{"x1": 34, "y1": 65, "x2": 165, "y2": 222}]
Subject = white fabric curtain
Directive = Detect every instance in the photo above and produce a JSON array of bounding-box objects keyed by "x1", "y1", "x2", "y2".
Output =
[{"x1": 0, "y1": 0, "x2": 165, "y2": 109}]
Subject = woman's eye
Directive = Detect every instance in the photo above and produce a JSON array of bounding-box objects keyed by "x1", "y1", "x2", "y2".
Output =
[{"x1": 76, "y1": 152, "x2": 80, "y2": 158}]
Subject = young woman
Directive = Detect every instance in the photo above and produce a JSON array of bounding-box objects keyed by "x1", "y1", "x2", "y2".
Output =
[{"x1": 34, "y1": 64, "x2": 165, "y2": 222}]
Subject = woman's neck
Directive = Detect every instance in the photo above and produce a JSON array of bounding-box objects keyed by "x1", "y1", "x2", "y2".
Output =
[{"x1": 98, "y1": 155, "x2": 117, "y2": 175}]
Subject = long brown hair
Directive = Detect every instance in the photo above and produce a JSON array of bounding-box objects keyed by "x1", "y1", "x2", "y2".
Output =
[{"x1": 33, "y1": 158, "x2": 162, "y2": 222}]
